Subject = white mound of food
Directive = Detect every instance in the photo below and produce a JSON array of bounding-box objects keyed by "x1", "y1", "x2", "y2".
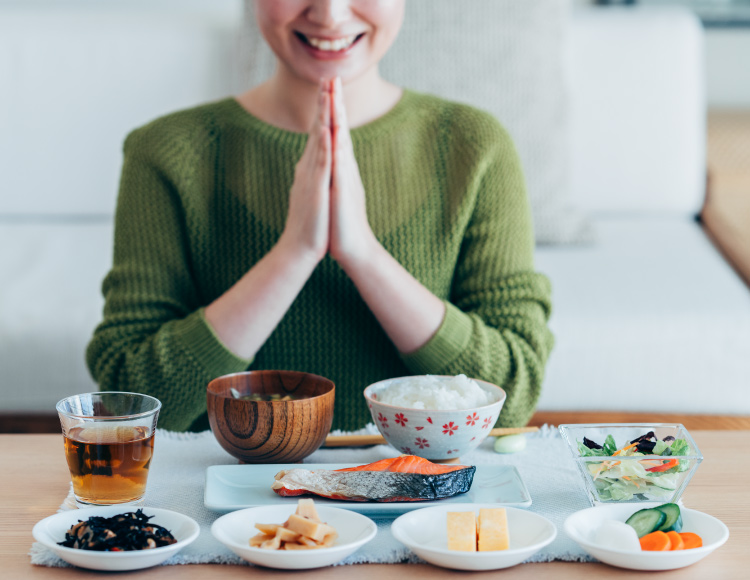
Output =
[
  {"x1": 377, "y1": 375, "x2": 495, "y2": 410},
  {"x1": 595, "y1": 520, "x2": 640, "y2": 551}
]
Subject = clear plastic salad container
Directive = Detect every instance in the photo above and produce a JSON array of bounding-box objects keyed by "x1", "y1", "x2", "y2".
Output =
[{"x1": 559, "y1": 424, "x2": 703, "y2": 506}]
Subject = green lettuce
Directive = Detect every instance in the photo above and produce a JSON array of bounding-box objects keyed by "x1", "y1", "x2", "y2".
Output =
[
  {"x1": 669, "y1": 438, "x2": 690, "y2": 456},
  {"x1": 578, "y1": 441, "x2": 607, "y2": 457},
  {"x1": 602, "y1": 434, "x2": 618, "y2": 456}
]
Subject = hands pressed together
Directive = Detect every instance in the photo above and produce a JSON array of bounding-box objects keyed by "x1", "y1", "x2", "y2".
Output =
[
  {"x1": 206, "y1": 78, "x2": 444, "y2": 360},
  {"x1": 284, "y1": 77, "x2": 377, "y2": 269}
]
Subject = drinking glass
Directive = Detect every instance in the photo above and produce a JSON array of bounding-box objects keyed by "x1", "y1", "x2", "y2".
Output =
[{"x1": 56, "y1": 392, "x2": 161, "y2": 507}]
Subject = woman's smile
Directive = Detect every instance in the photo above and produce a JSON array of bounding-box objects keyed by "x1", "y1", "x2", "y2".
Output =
[{"x1": 293, "y1": 31, "x2": 366, "y2": 60}]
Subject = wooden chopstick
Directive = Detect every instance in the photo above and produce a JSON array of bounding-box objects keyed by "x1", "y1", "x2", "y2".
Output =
[
  {"x1": 490, "y1": 426, "x2": 539, "y2": 437},
  {"x1": 323, "y1": 426, "x2": 538, "y2": 448},
  {"x1": 323, "y1": 434, "x2": 389, "y2": 447}
]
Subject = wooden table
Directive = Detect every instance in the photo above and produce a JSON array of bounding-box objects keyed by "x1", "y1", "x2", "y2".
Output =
[{"x1": 2, "y1": 432, "x2": 747, "y2": 579}]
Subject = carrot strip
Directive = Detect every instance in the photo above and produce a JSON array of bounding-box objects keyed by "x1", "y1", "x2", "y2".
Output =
[
  {"x1": 645, "y1": 459, "x2": 679, "y2": 473},
  {"x1": 666, "y1": 531, "x2": 685, "y2": 550},
  {"x1": 679, "y1": 532, "x2": 703, "y2": 550},
  {"x1": 593, "y1": 459, "x2": 621, "y2": 480},
  {"x1": 614, "y1": 442, "x2": 639, "y2": 456},
  {"x1": 640, "y1": 531, "x2": 672, "y2": 551},
  {"x1": 592, "y1": 463, "x2": 606, "y2": 480}
]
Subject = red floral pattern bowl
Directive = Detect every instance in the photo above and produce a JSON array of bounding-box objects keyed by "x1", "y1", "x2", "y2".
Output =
[{"x1": 363, "y1": 376, "x2": 506, "y2": 460}]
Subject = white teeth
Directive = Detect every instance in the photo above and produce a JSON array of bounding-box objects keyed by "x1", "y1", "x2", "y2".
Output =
[{"x1": 305, "y1": 34, "x2": 357, "y2": 52}]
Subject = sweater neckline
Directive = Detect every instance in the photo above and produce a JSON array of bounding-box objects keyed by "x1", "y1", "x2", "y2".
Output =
[{"x1": 223, "y1": 89, "x2": 416, "y2": 145}]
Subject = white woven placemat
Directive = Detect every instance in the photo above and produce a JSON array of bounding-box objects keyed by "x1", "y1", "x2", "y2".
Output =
[{"x1": 30, "y1": 425, "x2": 593, "y2": 567}]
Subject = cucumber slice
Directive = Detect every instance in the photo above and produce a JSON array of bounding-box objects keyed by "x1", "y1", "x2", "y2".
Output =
[
  {"x1": 654, "y1": 503, "x2": 683, "y2": 533},
  {"x1": 625, "y1": 508, "x2": 666, "y2": 538}
]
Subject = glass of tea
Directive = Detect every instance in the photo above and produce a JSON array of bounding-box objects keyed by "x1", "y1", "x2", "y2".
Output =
[{"x1": 56, "y1": 392, "x2": 161, "y2": 507}]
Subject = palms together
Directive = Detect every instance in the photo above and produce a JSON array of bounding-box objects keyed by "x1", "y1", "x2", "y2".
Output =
[{"x1": 286, "y1": 77, "x2": 375, "y2": 267}]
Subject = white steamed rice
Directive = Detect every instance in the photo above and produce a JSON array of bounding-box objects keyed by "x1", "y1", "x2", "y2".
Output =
[{"x1": 376, "y1": 375, "x2": 495, "y2": 410}]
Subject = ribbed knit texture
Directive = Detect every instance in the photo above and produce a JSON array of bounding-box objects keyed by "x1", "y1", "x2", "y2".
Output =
[{"x1": 86, "y1": 91, "x2": 554, "y2": 432}]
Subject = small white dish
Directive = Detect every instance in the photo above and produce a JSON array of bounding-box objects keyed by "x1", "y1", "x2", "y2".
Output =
[
  {"x1": 32, "y1": 506, "x2": 200, "y2": 571},
  {"x1": 564, "y1": 504, "x2": 729, "y2": 571},
  {"x1": 391, "y1": 504, "x2": 556, "y2": 571},
  {"x1": 211, "y1": 505, "x2": 377, "y2": 569}
]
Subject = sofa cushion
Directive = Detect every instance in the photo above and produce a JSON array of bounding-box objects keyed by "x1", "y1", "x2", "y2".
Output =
[
  {"x1": 536, "y1": 216, "x2": 750, "y2": 414},
  {"x1": 240, "y1": 0, "x2": 594, "y2": 245},
  {"x1": 567, "y1": 7, "x2": 706, "y2": 215}
]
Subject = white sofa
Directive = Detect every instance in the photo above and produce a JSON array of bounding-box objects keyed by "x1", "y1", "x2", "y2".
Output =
[
  {"x1": 1, "y1": 2, "x2": 749, "y2": 418},
  {"x1": 538, "y1": 8, "x2": 750, "y2": 414}
]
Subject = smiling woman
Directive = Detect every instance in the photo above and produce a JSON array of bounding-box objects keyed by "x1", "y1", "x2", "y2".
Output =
[
  {"x1": 85, "y1": 0, "x2": 554, "y2": 432},
  {"x1": 239, "y1": 0, "x2": 405, "y2": 131},
  {"x1": 255, "y1": 0, "x2": 403, "y2": 84}
]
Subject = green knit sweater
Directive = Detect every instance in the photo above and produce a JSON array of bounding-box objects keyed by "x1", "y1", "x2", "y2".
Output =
[{"x1": 86, "y1": 90, "x2": 554, "y2": 433}]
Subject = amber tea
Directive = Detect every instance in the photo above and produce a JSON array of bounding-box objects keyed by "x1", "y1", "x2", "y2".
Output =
[{"x1": 63, "y1": 425, "x2": 154, "y2": 505}]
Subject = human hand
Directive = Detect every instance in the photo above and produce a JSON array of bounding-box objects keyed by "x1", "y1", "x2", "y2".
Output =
[
  {"x1": 280, "y1": 81, "x2": 332, "y2": 263},
  {"x1": 327, "y1": 77, "x2": 379, "y2": 269}
]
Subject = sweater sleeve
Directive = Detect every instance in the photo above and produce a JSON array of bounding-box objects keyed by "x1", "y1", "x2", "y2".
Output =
[
  {"x1": 400, "y1": 114, "x2": 554, "y2": 427},
  {"x1": 86, "y1": 128, "x2": 251, "y2": 432}
]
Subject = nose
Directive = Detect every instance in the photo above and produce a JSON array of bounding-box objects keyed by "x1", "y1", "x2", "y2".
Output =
[{"x1": 306, "y1": 0, "x2": 352, "y2": 28}]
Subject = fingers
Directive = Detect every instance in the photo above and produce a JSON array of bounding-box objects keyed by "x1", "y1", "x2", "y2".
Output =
[
  {"x1": 308, "y1": 83, "x2": 330, "y2": 149},
  {"x1": 328, "y1": 78, "x2": 336, "y2": 153},
  {"x1": 298, "y1": 83, "x2": 331, "y2": 174},
  {"x1": 314, "y1": 87, "x2": 331, "y2": 183},
  {"x1": 330, "y1": 76, "x2": 351, "y2": 152},
  {"x1": 318, "y1": 79, "x2": 331, "y2": 134},
  {"x1": 315, "y1": 125, "x2": 332, "y2": 187}
]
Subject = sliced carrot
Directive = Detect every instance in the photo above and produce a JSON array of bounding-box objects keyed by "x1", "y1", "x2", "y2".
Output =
[
  {"x1": 679, "y1": 532, "x2": 703, "y2": 550},
  {"x1": 666, "y1": 531, "x2": 684, "y2": 550},
  {"x1": 640, "y1": 531, "x2": 672, "y2": 551}
]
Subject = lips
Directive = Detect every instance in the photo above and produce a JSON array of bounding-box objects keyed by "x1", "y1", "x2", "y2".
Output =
[{"x1": 294, "y1": 31, "x2": 365, "y2": 54}]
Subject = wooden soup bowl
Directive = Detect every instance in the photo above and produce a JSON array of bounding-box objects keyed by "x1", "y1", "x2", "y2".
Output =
[{"x1": 207, "y1": 371, "x2": 335, "y2": 464}]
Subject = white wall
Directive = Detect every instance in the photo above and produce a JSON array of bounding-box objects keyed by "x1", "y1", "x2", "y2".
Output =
[{"x1": 705, "y1": 29, "x2": 750, "y2": 108}]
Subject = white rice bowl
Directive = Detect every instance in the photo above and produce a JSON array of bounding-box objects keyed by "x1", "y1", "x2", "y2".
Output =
[
  {"x1": 364, "y1": 375, "x2": 506, "y2": 460},
  {"x1": 376, "y1": 374, "x2": 496, "y2": 410}
]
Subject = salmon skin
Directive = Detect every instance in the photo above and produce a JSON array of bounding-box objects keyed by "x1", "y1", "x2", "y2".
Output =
[{"x1": 271, "y1": 455, "x2": 476, "y2": 502}]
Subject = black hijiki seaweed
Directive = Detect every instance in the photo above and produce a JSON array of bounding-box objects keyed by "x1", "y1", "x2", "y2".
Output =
[{"x1": 58, "y1": 509, "x2": 177, "y2": 551}]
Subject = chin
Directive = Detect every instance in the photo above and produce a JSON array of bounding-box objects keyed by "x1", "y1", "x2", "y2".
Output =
[{"x1": 288, "y1": 61, "x2": 375, "y2": 86}]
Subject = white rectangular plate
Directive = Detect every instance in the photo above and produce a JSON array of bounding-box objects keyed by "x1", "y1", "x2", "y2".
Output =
[{"x1": 205, "y1": 464, "x2": 531, "y2": 516}]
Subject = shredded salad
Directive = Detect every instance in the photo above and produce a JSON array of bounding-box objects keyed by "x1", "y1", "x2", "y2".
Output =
[{"x1": 577, "y1": 431, "x2": 693, "y2": 501}]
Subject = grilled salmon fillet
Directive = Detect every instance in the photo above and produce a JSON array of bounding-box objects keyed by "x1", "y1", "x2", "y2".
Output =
[{"x1": 272, "y1": 455, "x2": 476, "y2": 502}]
